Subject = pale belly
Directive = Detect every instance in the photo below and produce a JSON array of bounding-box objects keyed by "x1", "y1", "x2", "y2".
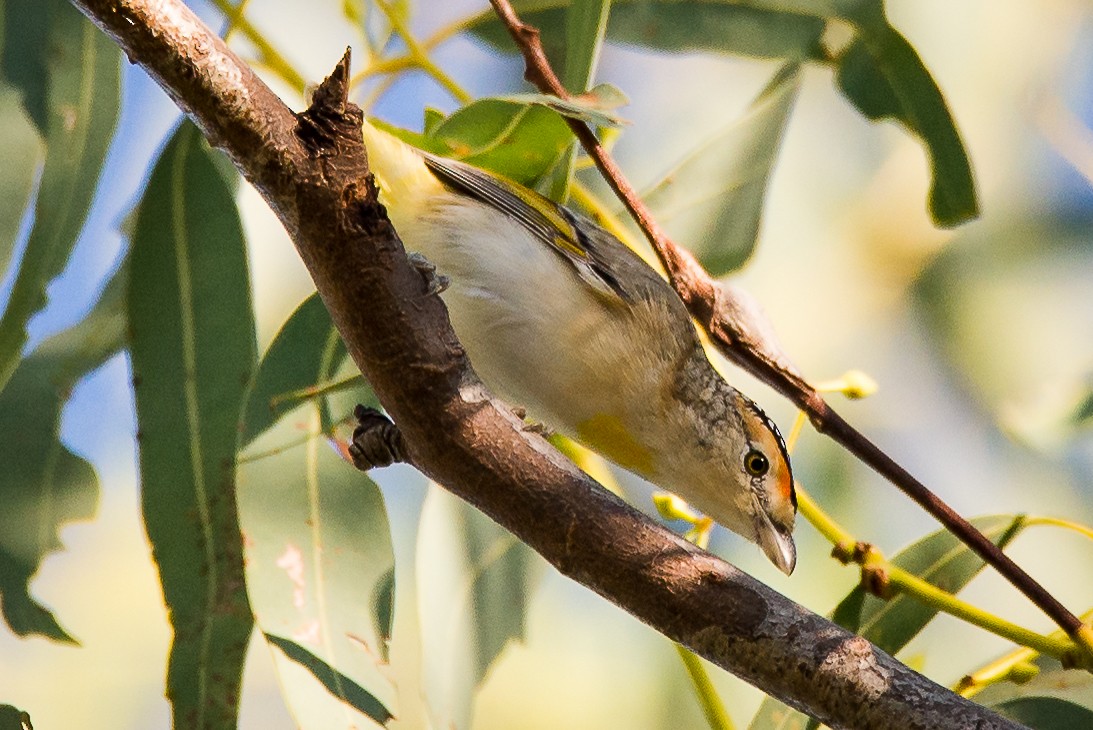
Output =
[{"x1": 396, "y1": 195, "x2": 678, "y2": 445}]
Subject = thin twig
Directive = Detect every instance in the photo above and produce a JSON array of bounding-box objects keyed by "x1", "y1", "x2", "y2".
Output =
[
  {"x1": 485, "y1": 0, "x2": 1093, "y2": 658},
  {"x1": 788, "y1": 410, "x2": 1084, "y2": 666}
]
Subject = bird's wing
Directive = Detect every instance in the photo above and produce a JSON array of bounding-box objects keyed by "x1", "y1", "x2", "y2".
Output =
[{"x1": 422, "y1": 154, "x2": 630, "y2": 303}]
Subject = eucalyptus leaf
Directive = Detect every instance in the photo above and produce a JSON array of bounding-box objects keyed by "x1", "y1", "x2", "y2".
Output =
[
  {"x1": 1070, "y1": 388, "x2": 1093, "y2": 427},
  {"x1": 238, "y1": 403, "x2": 397, "y2": 729},
  {"x1": 467, "y1": 2, "x2": 825, "y2": 63},
  {"x1": 375, "y1": 98, "x2": 573, "y2": 187},
  {"x1": 642, "y1": 63, "x2": 799, "y2": 275},
  {"x1": 238, "y1": 295, "x2": 396, "y2": 729},
  {"x1": 832, "y1": 515, "x2": 1027, "y2": 650},
  {"x1": 545, "y1": 0, "x2": 612, "y2": 200},
  {"x1": 129, "y1": 122, "x2": 255, "y2": 729},
  {"x1": 833, "y1": 28, "x2": 976, "y2": 227},
  {"x1": 0, "y1": 263, "x2": 125, "y2": 642},
  {"x1": 991, "y1": 696, "x2": 1093, "y2": 729},
  {"x1": 265, "y1": 634, "x2": 394, "y2": 724},
  {"x1": 974, "y1": 655, "x2": 1093, "y2": 713},
  {"x1": 416, "y1": 484, "x2": 545, "y2": 730},
  {"x1": 0, "y1": 83, "x2": 43, "y2": 278},
  {"x1": 0, "y1": 705, "x2": 31, "y2": 730},
  {"x1": 0, "y1": 0, "x2": 120, "y2": 393},
  {"x1": 750, "y1": 515, "x2": 1027, "y2": 729},
  {"x1": 240, "y1": 293, "x2": 376, "y2": 446},
  {"x1": 467, "y1": 0, "x2": 977, "y2": 227},
  {"x1": 430, "y1": 99, "x2": 573, "y2": 186}
]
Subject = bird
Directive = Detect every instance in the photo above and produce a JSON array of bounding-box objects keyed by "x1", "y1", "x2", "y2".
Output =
[{"x1": 359, "y1": 119, "x2": 798, "y2": 574}]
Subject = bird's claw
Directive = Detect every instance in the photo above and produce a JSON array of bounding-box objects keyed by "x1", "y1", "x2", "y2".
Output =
[
  {"x1": 408, "y1": 252, "x2": 450, "y2": 296},
  {"x1": 349, "y1": 404, "x2": 408, "y2": 470}
]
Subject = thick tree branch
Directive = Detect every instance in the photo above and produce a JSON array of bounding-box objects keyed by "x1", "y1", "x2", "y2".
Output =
[
  {"x1": 70, "y1": 0, "x2": 1022, "y2": 727},
  {"x1": 486, "y1": 0, "x2": 1093, "y2": 657}
]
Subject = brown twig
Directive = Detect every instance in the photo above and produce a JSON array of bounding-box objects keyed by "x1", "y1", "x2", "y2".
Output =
[
  {"x1": 486, "y1": 0, "x2": 1093, "y2": 656},
  {"x1": 69, "y1": 0, "x2": 1027, "y2": 725}
]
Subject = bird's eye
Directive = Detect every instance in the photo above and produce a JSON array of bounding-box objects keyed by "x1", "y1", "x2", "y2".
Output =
[{"x1": 744, "y1": 450, "x2": 769, "y2": 477}]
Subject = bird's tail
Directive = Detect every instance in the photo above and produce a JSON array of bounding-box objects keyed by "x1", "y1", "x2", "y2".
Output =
[{"x1": 360, "y1": 118, "x2": 443, "y2": 230}]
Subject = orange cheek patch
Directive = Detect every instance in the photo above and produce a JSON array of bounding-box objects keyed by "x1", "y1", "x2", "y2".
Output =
[
  {"x1": 776, "y1": 466, "x2": 794, "y2": 504},
  {"x1": 747, "y1": 422, "x2": 794, "y2": 506}
]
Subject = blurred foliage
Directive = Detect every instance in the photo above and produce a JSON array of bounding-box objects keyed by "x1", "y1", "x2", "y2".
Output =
[
  {"x1": 0, "y1": 706, "x2": 31, "y2": 730},
  {"x1": 416, "y1": 485, "x2": 544, "y2": 730},
  {"x1": 913, "y1": 214, "x2": 1093, "y2": 446},
  {"x1": 0, "y1": 0, "x2": 120, "y2": 392},
  {"x1": 0, "y1": 266, "x2": 124, "y2": 641},
  {"x1": 0, "y1": 1, "x2": 1090, "y2": 730},
  {"x1": 237, "y1": 294, "x2": 396, "y2": 728},
  {"x1": 751, "y1": 515, "x2": 1028, "y2": 728},
  {"x1": 467, "y1": 0, "x2": 978, "y2": 227},
  {"x1": 975, "y1": 655, "x2": 1093, "y2": 714},
  {"x1": 640, "y1": 63, "x2": 799, "y2": 275},
  {"x1": 128, "y1": 122, "x2": 256, "y2": 728}
]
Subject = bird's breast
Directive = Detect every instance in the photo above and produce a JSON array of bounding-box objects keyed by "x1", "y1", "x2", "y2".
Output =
[{"x1": 394, "y1": 194, "x2": 686, "y2": 475}]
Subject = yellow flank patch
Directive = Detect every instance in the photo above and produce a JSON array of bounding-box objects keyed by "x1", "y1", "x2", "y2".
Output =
[{"x1": 576, "y1": 414, "x2": 654, "y2": 476}]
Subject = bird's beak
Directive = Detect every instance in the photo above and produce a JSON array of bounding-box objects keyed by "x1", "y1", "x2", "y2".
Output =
[{"x1": 755, "y1": 507, "x2": 797, "y2": 575}]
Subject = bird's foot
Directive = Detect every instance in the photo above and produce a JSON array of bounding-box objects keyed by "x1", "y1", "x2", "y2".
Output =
[
  {"x1": 407, "y1": 252, "x2": 450, "y2": 296},
  {"x1": 349, "y1": 404, "x2": 409, "y2": 470}
]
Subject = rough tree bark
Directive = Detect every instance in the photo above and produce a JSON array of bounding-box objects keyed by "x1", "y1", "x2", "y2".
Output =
[{"x1": 68, "y1": 0, "x2": 1022, "y2": 727}]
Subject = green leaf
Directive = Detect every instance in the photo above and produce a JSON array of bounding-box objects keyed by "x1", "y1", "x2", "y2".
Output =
[
  {"x1": 467, "y1": 0, "x2": 977, "y2": 227},
  {"x1": 377, "y1": 99, "x2": 575, "y2": 188},
  {"x1": 831, "y1": 515, "x2": 1026, "y2": 651},
  {"x1": 834, "y1": 27, "x2": 976, "y2": 227},
  {"x1": 991, "y1": 697, "x2": 1093, "y2": 729},
  {"x1": 467, "y1": 2, "x2": 825, "y2": 62},
  {"x1": 0, "y1": 263, "x2": 126, "y2": 642},
  {"x1": 264, "y1": 634, "x2": 394, "y2": 724},
  {"x1": 642, "y1": 63, "x2": 799, "y2": 275},
  {"x1": 1070, "y1": 387, "x2": 1093, "y2": 427},
  {"x1": 238, "y1": 404, "x2": 396, "y2": 728},
  {"x1": 974, "y1": 655, "x2": 1093, "y2": 714},
  {"x1": 0, "y1": 705, "x2": 32, "y2": 730},
  {"x1": 0, "y1": 82, "x2": 44, "y2": 277},
  {"x1": 238, "y1": 292, "x2": 378, "y2": 445},
  {"x1": 1, "y1": 0, "x2": 52, "y2": 129},
  {"x1": 0, "y1": 0, "x2": 120, "y2": 393},
  {"x1": 129, "y1": 122, "x2": 255, "y2": 729},
  {"x1": 430, "y1": 99, "x2": 573, "y2": 186},
  {"x1": 544, "y1": 0, "x2": 612, "y2": 201},
  {"x1": 750, "y1": 515, "x2": 1027, "y2": 729},
  {"x1": 416, "y1": 484, "x2": 545, "y2": 730},
  {"x1": 237, "y1": 296, "x2": 396, "y2": 729},
  {"x1": 563, "y1": 0, "x2": 611, "y2": 92}
]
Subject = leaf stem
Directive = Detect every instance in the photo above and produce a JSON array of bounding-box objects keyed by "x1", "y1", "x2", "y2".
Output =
[
  {"x1": 883, "y1": 561, "x2": 1077, "y2": 660},
  {"x1": 1023, "y1": 516, "x2": 1093, "y2": 541},
  {"x1": 268, "y1": 372, "x2": 365, "y2": 410},
  {"x1": 789, "y1": 407, "x2": 1087, "y2": 666},
  {"x1": 794, "y1": 487, "x2": 856, "y2": 558},
  {"x1": 955, "y1": 608, "x2": 1093, "y2": 697},
  {"x1": 675, "y1": 645, "x2": 736, "y2": 730}
]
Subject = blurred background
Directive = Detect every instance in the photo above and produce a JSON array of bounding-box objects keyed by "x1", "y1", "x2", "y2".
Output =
[{"x1": 1, "y1": 0, "x2": 1091, "y2": 727}]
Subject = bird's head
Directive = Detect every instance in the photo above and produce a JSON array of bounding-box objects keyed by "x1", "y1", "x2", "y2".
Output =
[
  {"x1": 671, "y1": 382, "x2": 798, "y2": 575},
  {"x1": 730, "y1": 392, "x2": 797, "y2": 574}
]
